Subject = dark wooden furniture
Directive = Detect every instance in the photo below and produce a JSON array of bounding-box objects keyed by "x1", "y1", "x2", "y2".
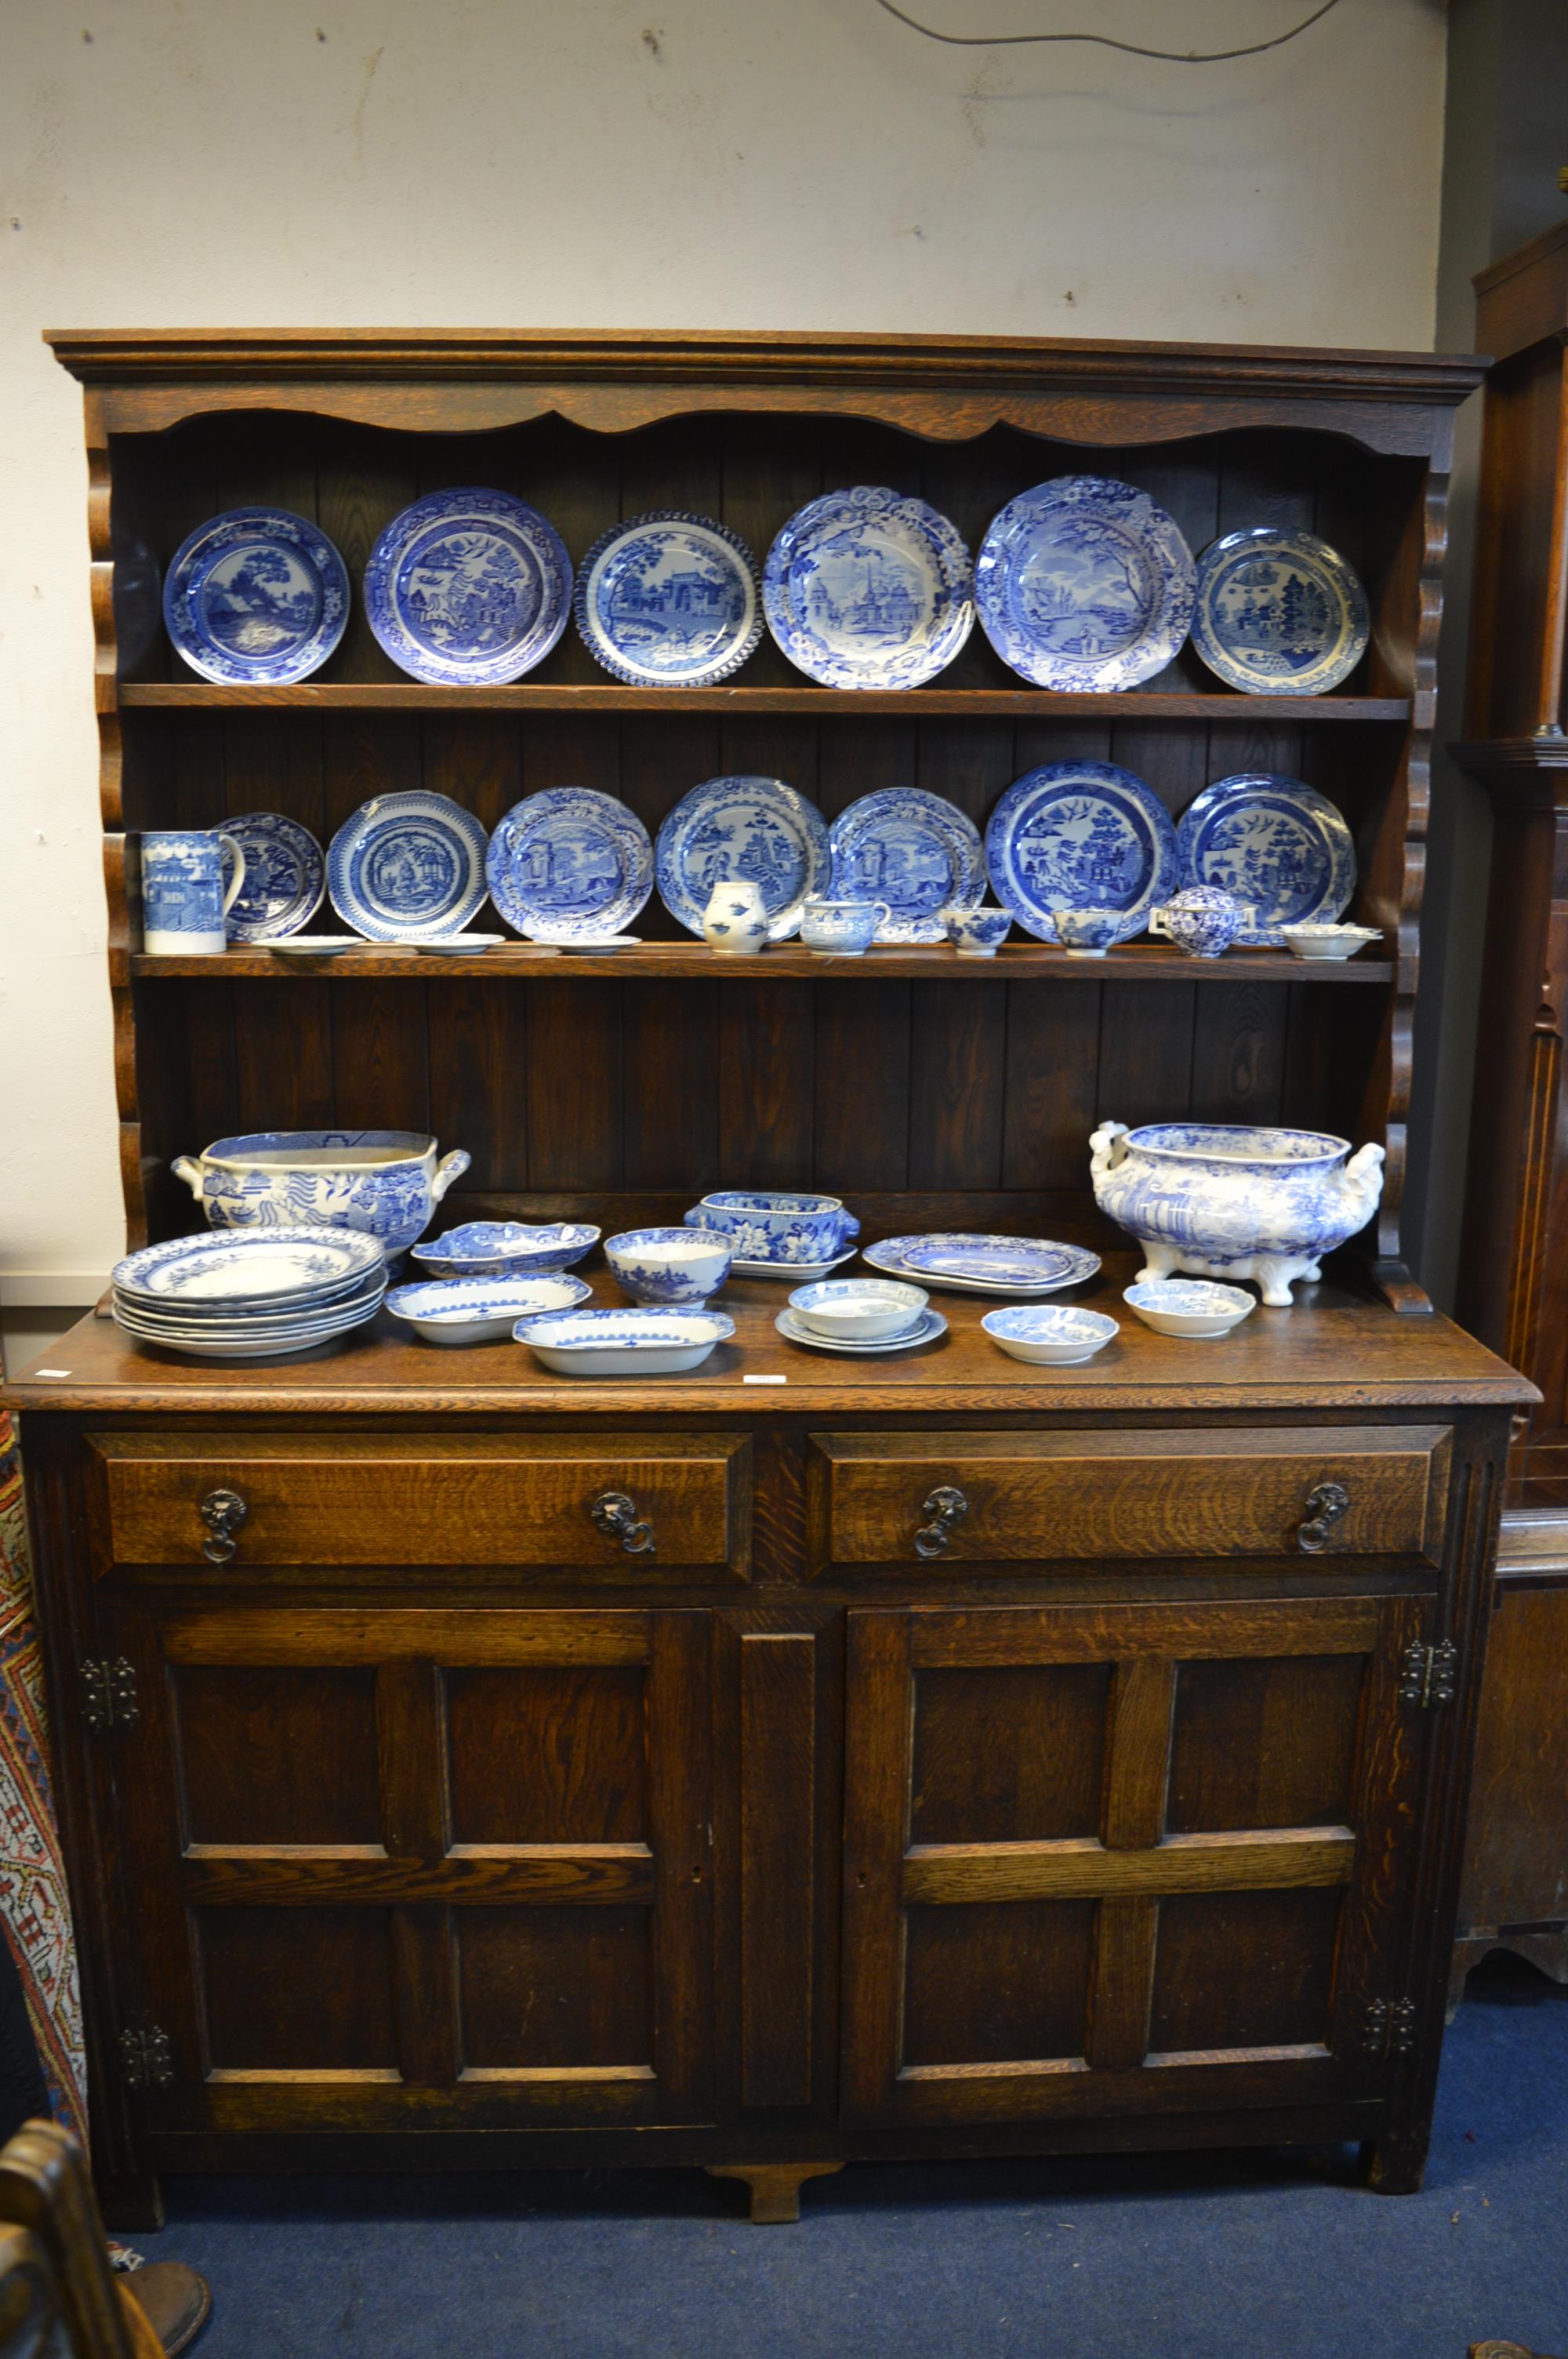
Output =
[
  {"x1": 11, "y1": 329, "x2": 1530, "y2": 2229},
  {"x1": 1450, "y1": 226, "x2": 1568, "y2": 2005},
  {"x1": 0, "y1": 2124, "x2": 139, "y2": 2359}
]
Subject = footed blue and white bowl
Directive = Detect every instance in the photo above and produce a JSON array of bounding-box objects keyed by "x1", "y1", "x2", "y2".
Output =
[
  {"x1": 386, "y1": 1273, "x2": 590, "y2": 1345},
  {"x1": 1123, "y1": 1279, "x2": 1255, "y2": 1339},
  {"x1": 605, "y1": 1227, "x2": 731, "y2": 1306},
  {"x1": 788, "y1": 1277, "x2": 925, "y2": 1340},
  {"x1": 684, "y1": 1190, "x2": 858, "y2": 1264},
  {"x1": 982, "y1": 1305, "x2": 1120, "y2": 1365},
  {"x1": 412, "y1": 1220, "x2": 601, "y2": 1278},
  {"x1": 514, "y1": 1306, "x2": 735, "y2": 1376}
]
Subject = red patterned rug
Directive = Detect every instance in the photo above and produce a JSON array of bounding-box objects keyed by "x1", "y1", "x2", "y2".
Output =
[{"x1": 0, "y1": 1408, "x2": 86, "y2": 2142}]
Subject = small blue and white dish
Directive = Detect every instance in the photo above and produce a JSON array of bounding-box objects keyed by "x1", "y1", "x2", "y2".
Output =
[
  {"x1": 604, "y1": 1227, "x2": 732, "y2": 1307},
  {"x1": 1050, "y1": 907, "x2": 1137, "y2": 957},
  {"x1": 763, "y1": 485, "x2": 974, "y2": 689},
  {"x1": 975, "y1": 477, "x2": 1196, "y2": 692},
  {"x1": 775, "y1": 1305, "x2": 948, "y2": 1356},
  {"x1": 328, "y1": 791, "x2": 489, "y2": 940},
  {"x1": 787, "y1": 1277, "x2": 927, "y2": 1340},
  {"x1": 385, "y1": 1273, "x2": 590, "y2": 1345},
  {"x1": 486, "y1": 788, "x2": 654, "y2": 943},
  {"x1": 365, "y1": 488, "x2": 572, "y2": 685},
  {"x1": 946, "y1": 905, "x2": 1011, "y2": 957},
  {"x1": 864, "y1": 1232, "x2": 1101, "y2": 1297},
  {"x1": 412, "y1": 1220, "x2": 600, "y2": 1278},
  {"x1": 574, "y1": 511, "x2": 763, "y2": 687},
  {"x1": 986, "y1": 762, "x2": 1179, "y2": 944},
  {"x1": 162, "y1": 507, "x2": 350, "y2": 685},
  {"x1": 220, "y1": 812, "x2": 326, "y2": 943},
  {"x1": 829, "y1": 789, "x2": 985, "y2": 943},
  {"x1": 684, "y1": 1190, "x2": 859, "y2": 1263},
  {"x1": 1123, "y1": 1278, "x2": 1256, "y2": 1338},
  {"x1": 655, "y1": 776, "x2": 831, "y2": 942},
  {"x1": 799, "y1": 897, "x2": 891, "y2": 957},
  {"x1": 516, "y1": 1306, "x2": 735, "y2": 1376},
  {"x1": 1191, "y1": 527, "x2": 1370, "y2": 696},
  {"x1": 982, "y1": 1305, "x2": 1120, "y2": 1365},
  {"x1": 1176, "y1": 772, "x2": 1356, "y2": 929}
]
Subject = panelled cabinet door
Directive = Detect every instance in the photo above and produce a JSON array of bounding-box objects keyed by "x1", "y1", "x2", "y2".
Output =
[
  {"x1": 842, "y1": 1597, "x2": 1427, "y2": 2128},
  {"x1": 110, "y1": 1605, "x2": 714, "y2": 2135}
]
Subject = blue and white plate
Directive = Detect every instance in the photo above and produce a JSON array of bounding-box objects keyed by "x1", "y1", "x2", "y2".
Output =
[
  {"x1": 864, "y1": 1233, "x2": 1101, "y2": 1298},
  {"x1": 486, "y1": 788, "x2": 653, "y2": 943},
  {"x1": 655, "y1": 776, "x2": 831, "y2": 941},
  {"x1": 763, "y1": 486, "x2": 974, "y2": 689},
  {"x1": 162, "y1": 507, "x2": 350, "y2": 685},
  {"x1": 574, "y1": 511, "x2": 763, "y2": 687},
  {"x1": 775, "y1": 1306, "x2": 948, "y2": 1356},
  {"x1": 829, "y1": 789, "x2": 985, "y2": 944},
  {"x1": 328, "y1": 791, "x2": 489, "y2": 941},
  {"x1": 112, "y1": 1226, "x2": 383, "y2": 1308},
  {"x1": 220, "y1": 812, "x2": 326, "y2": 942},
  {"x1": 975, "y1": 478, "x2": 1196, "y2": 691},
  {"x1": 1192, "y1": 528, "x2": 1370, "y2": 696},
  {"x1": 365, "y1": 489, "x2": 572, "y2": 685},
  {"x1": 985, "y1": 762, "x2": 1178, "y2": 943},
  {"x1": 1177, "y1": 773, "x2": 1355, "y2": 929}
]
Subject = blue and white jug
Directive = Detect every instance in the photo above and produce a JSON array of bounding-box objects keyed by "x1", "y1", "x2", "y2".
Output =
[{"x1": 142, "y1": 829, "x2": 245, "y2": 956}]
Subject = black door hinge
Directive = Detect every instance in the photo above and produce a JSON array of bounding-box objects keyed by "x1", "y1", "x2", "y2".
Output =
[
  {"x1": 118, "y1": 2023, "x2": 172, "y2": 2091},
  {"x1": 80, "y1": 1658, "x2": 139, "y2": 1733},
  {"x1": 1360, "y1": 1996, "x2": 1418, "y2": 2059},
  {"x1": 1398, "y1": 1638, "x2": 1457, "y2": 1709}
]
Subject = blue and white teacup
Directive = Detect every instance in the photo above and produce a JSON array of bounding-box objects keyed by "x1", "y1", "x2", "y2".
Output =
[
  {"x1": 1050, "y1": 907, "x2": 1130, "y2": 958},
  {"x1": 605, "y1": 1226, "x2": 732, "y2": 1306},
  {"x1": 1149, "y1": 886, "x2": 1254, "y2": 960},
  {"x1": 684, "y1": 1189, "x2": 860, "y2": 1264},
  {"x1": 800, "y1": 897, "x2": 892, "y2": 957},
  {"x1": 142, "y1": 828, "x2": 245, "y2": 956},
  {"x1": 946, "y1": 905, "x2": 1011, "y2": 958}
]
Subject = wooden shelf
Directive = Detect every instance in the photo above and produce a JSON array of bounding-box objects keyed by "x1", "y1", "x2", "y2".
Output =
[
  {"x1": 127, "y1": 943, "x2": 1394, "y2": 983},
  {"x1": 115, "y1": 681, "x2": 1412, "y2": 722}
]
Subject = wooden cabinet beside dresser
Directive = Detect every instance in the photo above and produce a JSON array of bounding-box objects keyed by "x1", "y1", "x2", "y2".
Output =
[{"x1": 9, "y1": 328, "x2": 1533, "y2": 2224}]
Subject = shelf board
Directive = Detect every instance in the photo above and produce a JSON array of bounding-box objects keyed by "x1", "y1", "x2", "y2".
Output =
[
  {"x1": 115, "y1": 682, "x2": 1412, "y2": 722},
  {"x1": 126, "y1": 943, "x2": 1394, "y2": 983}
]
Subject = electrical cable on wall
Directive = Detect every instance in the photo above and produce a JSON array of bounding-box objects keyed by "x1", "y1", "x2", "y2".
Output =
[{"x1": 869, "y1": 0, "x2": 1343, "y2": 62}]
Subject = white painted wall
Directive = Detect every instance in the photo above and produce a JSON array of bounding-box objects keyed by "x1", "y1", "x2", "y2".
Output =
[{"x1": 0, "y1": 0, "x2": 1449, "y2": 1321}]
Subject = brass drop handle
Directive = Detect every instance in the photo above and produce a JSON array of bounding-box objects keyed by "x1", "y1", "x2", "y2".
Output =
[
  {"x1": 1296, "y1": 1480, "x2": 1349, "y2": 1554},
  {"x1": 199, "y1": 1487, "x2": 248, "y2": 1565},
  {"x1": 590, "y1": 1491, "x2": 655, "y2": 1557},
  {"x1": 914, "y1": 1485, "x2": 969, "y2": 1560}
]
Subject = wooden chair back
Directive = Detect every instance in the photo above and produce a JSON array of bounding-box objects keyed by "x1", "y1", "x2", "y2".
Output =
[{"x1": 0, "y1": 2125, "x2": 134, "y2": 2359}]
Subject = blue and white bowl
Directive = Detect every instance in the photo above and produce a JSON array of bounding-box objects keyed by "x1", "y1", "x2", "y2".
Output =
[
  {"x1": 1123, "y1": 1279, "x2": 1256, "y2": 1338},
  {"x1": 386, "y1": 1273, "x2": 590, "y2": 1345},
  {"x1": 788, "y1": 1277, "x2": 926, "y2": 1340},
  {"x1": 170, "y1": 1130, "x2": 470, "y2": 1259},
  {"x1": 514, "y1": 1306, "x2": 736, "y2": 1376},
  {"x1": 946, "y1": 906, "x2": 1011, "y2": 958},
  {"x1": 1050, "y1": 907, "x2": 1137, "y2": 958},
  {"x1": 982, "y1": 1305, "x2": 1120, "y2": 1365},
  {"x1": 412, "y1": 1220, "x2": 600, "y2": 1278},
  {"x1": 684, "y1": 1190, "x2": 858, "y2": 1264},
  {"x1": 605, "y1": 1227, "x2": 732, "y2": 1306}
]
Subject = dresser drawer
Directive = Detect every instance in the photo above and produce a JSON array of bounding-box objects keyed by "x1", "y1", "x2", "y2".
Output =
[
  {"x1": 808, "y1": 1426, "x2": 1450, "y2": 1574},
  {"x1": 87, "y1": 1431, "x2": 751, "y2": 1579}
]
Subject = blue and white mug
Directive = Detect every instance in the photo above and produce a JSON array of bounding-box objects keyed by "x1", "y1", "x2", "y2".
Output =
[
  {"x1": 800, "y1": 897, "x2": 891, "y2": 957},
  {"x1": 142, "y1": 829, "x2": 245, "y2": 956}
]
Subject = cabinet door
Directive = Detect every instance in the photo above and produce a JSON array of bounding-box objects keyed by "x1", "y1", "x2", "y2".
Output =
[
  {"x1": 113, "y1": 1605, "x2": 713, "y2": 2135},
  {"x1": 842, "y1": 1597, "x2": 1425, "y2": 2127}
]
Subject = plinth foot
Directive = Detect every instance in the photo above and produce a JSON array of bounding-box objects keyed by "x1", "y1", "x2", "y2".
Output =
[{"x1": 706, "y1": 2161, "x2": 845, "y2": 2224}]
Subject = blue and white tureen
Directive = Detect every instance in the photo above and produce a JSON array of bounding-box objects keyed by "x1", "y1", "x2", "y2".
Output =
[
  {"x1": 172, "y1": 1129, "x2": 470, "y2": 1258},
  {"x1": 1089, "y1": 1120, "x2": 1385, "y2": 1307}
]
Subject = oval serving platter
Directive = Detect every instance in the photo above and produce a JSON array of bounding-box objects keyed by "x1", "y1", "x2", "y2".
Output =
[
  {"x1": 163, "y1": 507, "x2": 350, "y2": 685},
  {"x1": 574, "y1": 510, "x2": 764, "y2": 687},
  {"x1": 975, "y1": 477, "x2": 1196, "y2": 692},
  {"x1": 1191, "y1": 526, "x2": 1370, "y2": 696},
  {"x1": 365, "y1": 488, "x2": 572, "y2": 685},
  {"x1": 655, "y1": 775, "x2": 831, "y2": 941},
  {"x1": 829, "y1": 788, "x2": 985, "y2": 943},
  {"x1": 763, "y1": 485, "x2": 974, "y2": 689}
]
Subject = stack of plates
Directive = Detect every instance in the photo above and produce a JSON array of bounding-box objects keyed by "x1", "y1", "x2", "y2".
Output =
[
  {"x1": 863, "y1": 1234, "x2": 1101, "y2": 1298},
  {"x1": 111, "y1": 1229, "x2": 387, "y2": 1359}
]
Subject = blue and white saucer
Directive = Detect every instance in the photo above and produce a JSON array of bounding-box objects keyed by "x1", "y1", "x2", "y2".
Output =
[
  {"x1": 364, "y1": 489, "x2": 572, "y2": 685},
  {"x1": 1176, "y1": 773, "x2": 1355, "y2": 929},
  {"x1": 486, "y1": 788, "x2": 654, "y2": 943},
  {"x1": 328, "y1": 791, "x2": 490, "y2": 940},
  {"x1": 220, "y1": 812, "x2": 325, "y2": 942},
  {"x1": 763, "y1": 486, "x2": 974, "y2": 689},
  {"x1": 864, "y1": 1233, "x2": 1101, "y2": 1297},
  {"x1": 775, "y1": 1306, "x2": 948, "y2": 1356},
  {"x1": 829, "y1": 788, "x2": 985, "y2": 943},
  {"x1": 985, "y1": 762, "x2": 1179, "y2": 943},
  {"x1": 975, "y1": 477, "x2": 1196, "y2": 692},
  {"x1": 1191, "y1": 528, "x2": 1369, "y2": 696},
  {"x1": 655, "y1": 776, "x2": 831, "y2": 940},
  {"x1": 574, "y1": 511, "x2": 763, "y2": 686},
  {"x1": 163, "y1": 507, "x2": 349, "y2": 685}
]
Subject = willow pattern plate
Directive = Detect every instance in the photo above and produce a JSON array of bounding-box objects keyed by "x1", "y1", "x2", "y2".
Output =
[
  {"x1": 1176, "y1": 773, "x2": 1355, "y2": 928},
  {"x1": 1191, "y1": 527, "x2": 1369, "y2": 695},
  {"x1": 365, "y1": 488, "x2": 572, "y2": 685},
  {"x1": 221, "y1": 812, "x2": 325, "y2": 942},
  {"x1": 985, "y1": 762, "x2": 1179, "y2": 943}
]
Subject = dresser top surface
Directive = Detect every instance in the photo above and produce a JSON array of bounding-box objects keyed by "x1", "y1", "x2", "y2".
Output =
[{"x1": 3, "y1": 1264, "x2": 1534, "y2": 1422}]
